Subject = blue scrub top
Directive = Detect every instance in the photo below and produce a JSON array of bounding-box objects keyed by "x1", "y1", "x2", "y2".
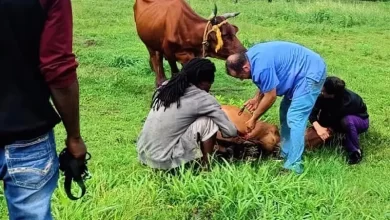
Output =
[{"x1": 246, "y1": 41, "x2": 327, "y2": 99}]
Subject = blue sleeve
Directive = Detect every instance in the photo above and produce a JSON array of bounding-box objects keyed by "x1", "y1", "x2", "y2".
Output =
[{"x1": 252, "y1": 65, "x2": 279, "y2": 93}]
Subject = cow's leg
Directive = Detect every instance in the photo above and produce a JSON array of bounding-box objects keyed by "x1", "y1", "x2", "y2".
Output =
[
  {"x1": 155, "y1": 51, "x2": 166, "y2": 86},
  {"x1": 147, "y1": 48, "x2": 166, "y2": 88},
  {"x1": 168, "y1": 60, "x2": 179, "y2": 77}
]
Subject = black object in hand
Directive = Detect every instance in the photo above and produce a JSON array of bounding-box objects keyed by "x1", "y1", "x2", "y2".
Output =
[{"x1": 59, "y1": 148, "x2": 91, "y2": 200}]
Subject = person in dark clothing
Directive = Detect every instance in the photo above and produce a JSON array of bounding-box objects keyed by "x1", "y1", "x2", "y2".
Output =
[
  {"x1": 309, "y1": 76, "x2": 369, "y2": 164},
  {"x1": 0, "y1": 0, "x2": 87, "y2": 219}
]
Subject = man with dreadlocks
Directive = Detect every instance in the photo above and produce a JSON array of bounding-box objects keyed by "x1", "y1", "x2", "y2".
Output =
[{"x1": 136, "y1": 58, "x2": 238, "y2": 170}]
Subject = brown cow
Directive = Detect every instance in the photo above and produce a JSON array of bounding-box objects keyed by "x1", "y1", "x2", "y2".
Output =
[
  {"x1": 216, "y1": 105, "x2": 281, "y2": 157},
  {"x1": 133, "y1": 0, "x2": 247, "y2": 87}
]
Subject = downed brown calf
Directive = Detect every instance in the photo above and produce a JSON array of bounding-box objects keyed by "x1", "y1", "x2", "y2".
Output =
[
  {"x1": 215, "y1": 105, "x2": 331, "y2": 159},
  {"x1": 305, "y1": 126, "x2": 335, "y2": 151},
  {"x1": 216, "y1": 105, "x2": 281, "y2": 159}
]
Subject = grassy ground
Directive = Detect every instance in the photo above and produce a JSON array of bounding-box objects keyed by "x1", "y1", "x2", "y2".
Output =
[{"x1": 2, "y1": 0, "x2": 390, "y2": 219}]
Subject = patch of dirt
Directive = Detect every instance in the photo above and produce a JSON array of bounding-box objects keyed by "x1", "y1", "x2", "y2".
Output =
[{"x1": 83, "y1": 39, "x2": 97, "y2": 47}]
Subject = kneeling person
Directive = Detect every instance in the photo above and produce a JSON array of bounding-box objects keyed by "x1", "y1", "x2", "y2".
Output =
[
  {"x1": 136, "y1": 58, "x2": 238, "y2": 170},
  {"x1": 309, "y1": 76, "x2": 369, "y2": 164}
]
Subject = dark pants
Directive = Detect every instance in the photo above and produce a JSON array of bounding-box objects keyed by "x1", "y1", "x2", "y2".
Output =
[{"x1": 338, "y1": 115, "x2": 369, "y2": 153}]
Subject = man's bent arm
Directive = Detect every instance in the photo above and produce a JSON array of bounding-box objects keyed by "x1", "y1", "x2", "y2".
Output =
[
  {"x1": 39, "y1": 0, "x2": 86, "y2": 157},
  {"x1": 250, "y1": 88, "x2": 277, "y2": 121},
  {"x1": 254, "y1": 90, "x2": 264, "y2": 101},
  {"x1": 250, "y1": 66, "x2": 279, "y2": 121},
  {"x1": 40, "y1": 0, "x2": 79, "y2": 137}
]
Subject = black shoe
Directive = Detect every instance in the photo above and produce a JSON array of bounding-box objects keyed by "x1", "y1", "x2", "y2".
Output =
[{"x1": 347, "y1": 150, "x2": 362, "y2": 165}]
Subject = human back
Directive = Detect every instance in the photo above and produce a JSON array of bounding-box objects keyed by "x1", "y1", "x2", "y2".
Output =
[
  {"x1": 247, "y1": 41, "x2": 327, "y2": 98},
  {"x1": 137, "y1": 85, "x2": 216, "y2": 161},
  {"x1": 136, "y1": 58, "x2": 237, "y2": 170}
]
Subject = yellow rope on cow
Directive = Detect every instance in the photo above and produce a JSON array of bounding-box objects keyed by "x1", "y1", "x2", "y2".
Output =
[
  {"x1": 206, "y1": 20, "x2": 228, "y2": 53},
  {"x1": 202, "y1": 20, "x2": 229, "y2": 56},
  {"x1": 209, "y1": 26, "x2": 223, "y2": 52}
]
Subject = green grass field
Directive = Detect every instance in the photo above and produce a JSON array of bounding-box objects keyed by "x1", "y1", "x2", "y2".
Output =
[{"x1": 2, "y1": 0, "x2": 390, "y2": 219}]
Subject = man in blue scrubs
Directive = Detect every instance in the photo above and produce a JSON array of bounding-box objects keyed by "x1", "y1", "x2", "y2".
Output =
[{"x1": 225, "y1": 41, "x2": 327, "y2": 174}]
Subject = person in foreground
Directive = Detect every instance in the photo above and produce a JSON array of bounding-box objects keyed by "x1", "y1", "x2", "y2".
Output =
[
  {"x1": 309, "y1": 76, "x2": 369, "y2": 164},
  {"x1": 1, "y1": 0, "x2": 87, "y2": 219},
  {"x1": 225, "y1": 40, "x2": 327, "y2": 174},
  {"x1": 136, "y1": 58, "x2": 238, "y2": 171}
]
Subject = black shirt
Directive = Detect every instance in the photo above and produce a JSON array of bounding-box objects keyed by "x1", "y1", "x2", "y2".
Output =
[
  {"x1": 309, "y1": 88, "x2": 369, "y2": 129},
  {"x1": 0, "y1": 0, "x2": 77, "y2": 145}
]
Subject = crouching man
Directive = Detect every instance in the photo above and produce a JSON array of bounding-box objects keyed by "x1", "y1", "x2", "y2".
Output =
[{"x1": 136, "y1": 58, "x2": 238, "y2": 171}]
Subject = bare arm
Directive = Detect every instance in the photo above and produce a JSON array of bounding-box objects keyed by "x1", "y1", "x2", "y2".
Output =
[
  {"x1": 250, "y1": 88, "x2": 277, "y2": 122},
  {"x1": 50, "y1": 81, "x2": 81, "y2": 139},
  {"x1": 254, "y1": 89, "x2": 264, "y2": 101}
]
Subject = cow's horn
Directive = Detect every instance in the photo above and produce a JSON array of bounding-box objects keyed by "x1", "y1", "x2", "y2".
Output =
[
  {"x1": 208, "y1": 3, "x2": 218, "y2": 20},
  {"x1": 221, "y1": 12, "x2": 240, "y2": 19},
  {"x1": 213, "y1": 3, "x2": 218, "y2": 17}
]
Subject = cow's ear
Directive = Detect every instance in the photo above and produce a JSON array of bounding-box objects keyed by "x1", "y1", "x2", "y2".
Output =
[{"x1": 233, "y1": 25, "x2": 239, "y2": 33}]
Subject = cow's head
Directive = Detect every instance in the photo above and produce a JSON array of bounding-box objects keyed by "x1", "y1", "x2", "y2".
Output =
[
  {"x1": 247, "y1": 122, "x2": 281, "y2": 153},
  {"x1": 203, "y1": 4, "x2": 247, "y2": 59}
]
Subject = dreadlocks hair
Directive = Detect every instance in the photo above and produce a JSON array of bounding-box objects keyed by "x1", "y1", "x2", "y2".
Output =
[{"x1": 150, "y1": 58, "x2": 216, "y2": 111}]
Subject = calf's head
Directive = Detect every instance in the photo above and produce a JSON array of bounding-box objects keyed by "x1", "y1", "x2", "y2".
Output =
[{"x1": 247, "y1": 121, "x2": 281, "y2": 153}]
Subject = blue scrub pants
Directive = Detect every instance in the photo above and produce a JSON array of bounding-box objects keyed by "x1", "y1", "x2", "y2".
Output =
[{"x1": 279, "y1": 76, "x2": 326, "y2": 174}]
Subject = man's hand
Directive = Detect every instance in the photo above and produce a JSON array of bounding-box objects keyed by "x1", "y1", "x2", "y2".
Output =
[
  {"x1": 66, "y1": 136, "x2": 87, "y2": 159},
  {"x1": 245, "y1": 118, "x2": 256, "y2": 133},
  {"x1": 313, "y1": 122, "x2": 330, "y2": 141},
  {"x1": 244, "y1": 98, "x2": 259, "y2": 113},
  {"x1": 244, "y1": 90, "x2": 264, "y2": 113},
  {"x1": 250, "y1": 88, "x2": 277, "y2": 124}
]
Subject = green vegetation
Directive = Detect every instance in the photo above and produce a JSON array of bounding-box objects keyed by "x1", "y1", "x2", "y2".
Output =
[{"x1": 1, "y1": 0, "x2": 390, "y2": 219}]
